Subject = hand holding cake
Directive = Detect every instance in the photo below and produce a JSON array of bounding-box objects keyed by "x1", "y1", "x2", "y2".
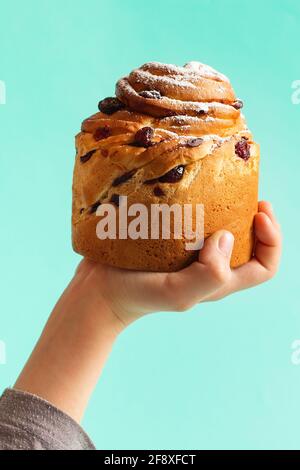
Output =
[{"x1": 9, "y1": 62, "x2": 281, "y2": 444}]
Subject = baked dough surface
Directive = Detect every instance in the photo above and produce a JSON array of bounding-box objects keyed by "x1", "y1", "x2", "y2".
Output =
[{"x1": 72, "y1": 62, "x2": 259, "y2": 271}]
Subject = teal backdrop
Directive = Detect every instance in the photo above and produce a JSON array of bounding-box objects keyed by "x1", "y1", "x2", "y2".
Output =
[{"x1": 0, "y1": 0, "x2": 299, "y2": 450}]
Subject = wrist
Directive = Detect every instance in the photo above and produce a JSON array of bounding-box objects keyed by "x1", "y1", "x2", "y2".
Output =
[{"x1": 70, "y1": 261, "x2": 126, "y2": 338}]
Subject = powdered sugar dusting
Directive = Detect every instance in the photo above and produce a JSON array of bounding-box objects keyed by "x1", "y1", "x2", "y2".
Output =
[
  {"x1": 132, "y1": 69, "x2": 196, "y2": 90},
  {"x1": 161, "y1": 116, "x2": 206, "y2": 126},
  {"x1": 118, "y1": 77, "x2": 235, "y2": 116},
  {"x1": 161, "y1": 96, "x2": 209, "y2": 113},
  {"x1": 116, "y1": 61, "x2": 238, "y2": 122},
  {"x1": 184, "y1": 61, "x2": 230, "y2": 82},
  {"x1": 141, "y1": 61, "x2": 229, "y2": 83}
]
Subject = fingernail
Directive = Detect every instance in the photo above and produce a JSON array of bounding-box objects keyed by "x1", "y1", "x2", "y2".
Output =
[{"x1": 218, "y1": 231, "x2": 234, "y2": 257}]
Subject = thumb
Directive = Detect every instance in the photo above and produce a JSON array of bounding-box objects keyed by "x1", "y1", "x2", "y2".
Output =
[
  {"x1": 197, "y1": 230, "x2": 234, "y2": 289},
  {"x1": 199, "y1": 230, "x2": 234, "y2": 266},
  {"x1": 159, "y1": 230, "x2": 235, "y2": 311}
]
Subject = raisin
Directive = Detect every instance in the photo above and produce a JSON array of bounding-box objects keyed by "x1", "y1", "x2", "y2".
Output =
[
  {"x1": 144, "y1": 177, "x2": 158, "y2": 185},
  {"x1": 110, "y1": 194, "x2": 120, "y2": 207},
  {"x1": 232, "y1": 99, "x2": 244, "y2": 110},
  {"x1": 90, "y1": 201, "x2": 101, "y2": 213},
  {"x1": 80, "y1": 149, "x2": 97, "y2": 163},
  {"x1": 159, "y1": 165, "x2": 185, "y2": 183},
  {"x1": 98, "y1": 97, "x2": 125, "y2": 115},
  {"x1": 94, "y1": 125, "x2": 110, "y2": 141},
  {"x1": 112, "y1": 170, "x2": 136, "y2": 187},
  {"x1": 139, "y1": 90, "x2": 162, "y2": 99},
  {"x1": 134, "y1": 127, "x2": 154, "y2": 147},
  {"x1": 186, "y1": 138, "x2": 203, "y2": 147},
  {"x1": 153, "y1": 186, "x2": 165, "y2": 197}
]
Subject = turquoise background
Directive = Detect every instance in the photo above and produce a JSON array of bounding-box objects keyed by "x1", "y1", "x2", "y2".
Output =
[{"x1": 0, "y1": 0, "x2": 299, "y2": 450}]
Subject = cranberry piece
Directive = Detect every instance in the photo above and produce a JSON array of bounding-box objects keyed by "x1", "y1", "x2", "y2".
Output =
[
  {"x1": 153, "y1": 186, "x2": 165, "y2": 197},
  {"x1": 94, "y1": 125, "x2": 110, "y2": 141},
  {"x1": 110, "y1": 194, "x2": 120, "y2": 207},
  {"x1": 112, "y1": 169, "x2": 136, "y2": 187},
  {"x1": 159, "y1": 165, "x2": 185, "y2": 183},
  {"x1": 90, "y1": 201, "x2": 101, "y2": 213},
  {"x1": 186, "y1": 138, "x2": 203, "y2": 147},
  {"x1": 232, "y1": 99, "x2": 244, "y2": 110},
  {"x1": 235, "y1": 138, "x2": 250, "y2": 161},
  {"x1": 80, "y1": 149, "x2": 97, "y2": 163},
  {"x1": 101, "y1": 149, "x2": 109, "y2": 157},
  {"x1": 139, "y1": 90, "x2": 162, "y2": 99},
  {"x1": 98, "y1": 97, "x2": 125, "y2": 115},
  {"x1": 134, "y1": 127, "x2": 154, "y2": 147}
]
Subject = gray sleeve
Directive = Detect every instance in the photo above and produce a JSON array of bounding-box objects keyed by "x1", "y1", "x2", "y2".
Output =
[{"x1": 0, "y1": 388, "x2": 95, "y2": 450}]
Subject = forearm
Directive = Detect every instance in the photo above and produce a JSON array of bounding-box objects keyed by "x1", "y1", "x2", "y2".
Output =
[{"x1": 14, "y1": 266, "x2": 123, "y2": 423}]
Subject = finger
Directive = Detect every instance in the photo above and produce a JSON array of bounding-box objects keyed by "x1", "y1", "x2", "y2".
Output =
[
  {"x1": 253, "y1": 210, "x2": 282, "y2": 271},
  {"x1": 219, "y1": 210, "x2": 281, "y2": 294},
  {"x1": 204, "y1": 203, "x2": 282, "y2": 301},
  {"x1": 161, "y1": 230, "x2": 234, "y2": 310},
  {"x1": 258, "y1": 200, "x2": 280, "y2": 230}
]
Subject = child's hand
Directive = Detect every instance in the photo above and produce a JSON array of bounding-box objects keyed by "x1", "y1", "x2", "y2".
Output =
[
  {"x1": 14, "y1": 201, "x2": 281, "y2": 422},
  {"x1": 75, "y1": 201, "x2": 281, "y2": 329}
]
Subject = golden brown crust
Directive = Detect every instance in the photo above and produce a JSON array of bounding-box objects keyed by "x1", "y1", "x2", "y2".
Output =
[{"x1": 72, "y1": 61, "x2": 259, "y2": 271}]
